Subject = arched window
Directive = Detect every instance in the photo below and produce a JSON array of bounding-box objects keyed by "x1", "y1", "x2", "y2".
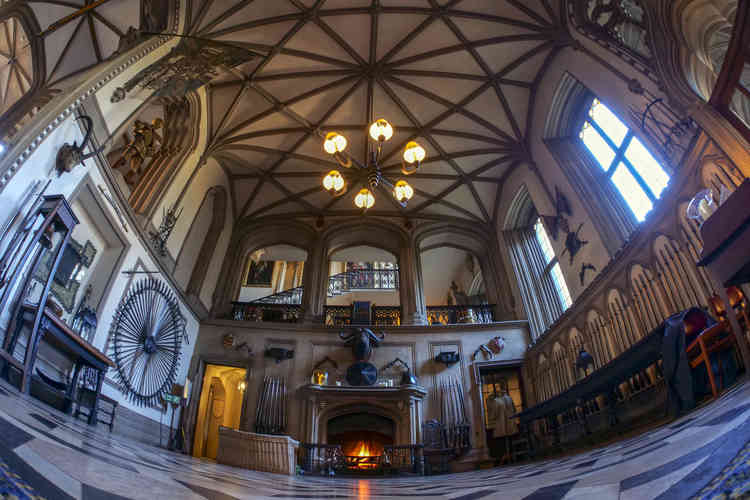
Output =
[
  {"x1": 534, "y1": 218, "x2": 572, "y2": 310},
  {"x1": 503, "y1": 186, "x2": 571, "y2": 340},
  {"x1": 579, "y1": 98, "x2": 671, "y2": 221}
]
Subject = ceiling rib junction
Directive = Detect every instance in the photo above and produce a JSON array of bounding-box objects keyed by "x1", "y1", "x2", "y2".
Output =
[{"x1": 190, "y1": 0, "x2": 566, "y2": 223}]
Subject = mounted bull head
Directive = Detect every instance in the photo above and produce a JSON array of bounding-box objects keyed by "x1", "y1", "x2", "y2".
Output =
[
  {"x1": 55, "y1": 116, "x2": 106, "y2": 176},
  {"x1": 339, "y1": 327, "x2": 385, "y2": 362}
]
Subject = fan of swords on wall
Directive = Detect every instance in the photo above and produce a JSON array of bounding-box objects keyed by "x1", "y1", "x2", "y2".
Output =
[{"x1": 254, "y1": 376, "x2": 288, "y2": 435}]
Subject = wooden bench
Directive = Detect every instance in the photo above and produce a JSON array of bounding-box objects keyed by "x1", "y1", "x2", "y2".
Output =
[{"x1": 75, "y1": 389, "x2": 118, "y2": 432}]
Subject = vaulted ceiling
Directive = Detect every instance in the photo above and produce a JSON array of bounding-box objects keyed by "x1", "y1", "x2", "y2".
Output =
[
  {"x1": 28, "y1": 0, "x2": 143, "y2": 86},
  {"x1": 194, "y1": 1, "x2": 567, "y2": 224}
]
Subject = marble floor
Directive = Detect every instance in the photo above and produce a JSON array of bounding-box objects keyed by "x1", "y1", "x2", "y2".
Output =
[{"x1": 0, "y1": 379, "x2": 748, "y2": 500}]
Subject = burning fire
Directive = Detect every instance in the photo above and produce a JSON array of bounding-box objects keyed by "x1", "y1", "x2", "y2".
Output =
[
  {"x1": 349, "y1": 440, "x2": 379, "y2": 469},
  {"x1": 354, "y1": 440, "x2": 374, "y2": 457}
]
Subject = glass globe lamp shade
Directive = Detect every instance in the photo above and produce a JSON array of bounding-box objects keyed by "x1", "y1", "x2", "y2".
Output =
[
  {"x1": 403, "y1": 141, "x2": 426, "y2": 164},
  {"x1": 369, "y1": 119, "x2": 394, "y2": 142},
  {"x1": 354, "y1": 188, "x2": 375, "y2": 209},
  {"x1": 393, "y1": 180, "x2": 414, "y2": 203},
  {"x1": 323, "y1": 170, "x2": 345, "y2": 193},
  {"x1": 323, "y1": 132, "x2": 347, "y2": 154}
]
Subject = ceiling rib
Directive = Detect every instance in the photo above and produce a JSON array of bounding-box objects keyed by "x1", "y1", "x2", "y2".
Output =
[{"x1": 192, "y1": 0, "x2": 563, "y2": 223}]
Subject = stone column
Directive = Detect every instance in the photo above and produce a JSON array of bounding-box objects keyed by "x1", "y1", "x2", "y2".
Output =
[
  {"x1": 399, "y1": 240, "x2": 427, "y2": 325},
  {"x1": 302, "y1": 235, "x2": 326, "y2": 324},
  {"x1": 485, "y1": 232, "x2": 521, "y2": 321}
]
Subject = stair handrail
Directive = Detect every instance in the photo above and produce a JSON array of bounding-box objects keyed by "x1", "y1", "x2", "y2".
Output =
[{"x1": 243, "y1": 268, "x2": 400, "y2": 306}]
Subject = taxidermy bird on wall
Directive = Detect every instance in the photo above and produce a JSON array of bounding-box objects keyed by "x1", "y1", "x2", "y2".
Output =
[{"x1": 579, "y1": 263, "x2": 597, "y2": 286}]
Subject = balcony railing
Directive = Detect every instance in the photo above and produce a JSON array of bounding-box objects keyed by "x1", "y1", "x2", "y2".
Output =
[
  {"x1": 426, "y1": 305, "x2": 495, "y2": 325},
  {"x1": 328, "y1": 269, "x2": 399, "y2": 297},
  {"x1": 229, "y1": 302, "x2": 497, "y2": 326},
  {"x1": 324, "y1": 305, "x2": 402, "y2": 327},
  {"x1": 231, "y1": 303, "x2": 301, "y2": 323}
]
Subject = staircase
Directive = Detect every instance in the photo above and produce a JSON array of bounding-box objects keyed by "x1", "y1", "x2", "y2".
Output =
[{"x1": 246, "y1": 269, "x2": 399, "y2": 306}]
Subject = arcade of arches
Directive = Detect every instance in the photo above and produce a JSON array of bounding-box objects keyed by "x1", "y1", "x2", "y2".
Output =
[{"x1": 0, "y1": 1, "x2": 747, "y2": 499}]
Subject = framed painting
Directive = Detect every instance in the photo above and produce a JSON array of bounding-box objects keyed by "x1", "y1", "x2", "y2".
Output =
[{"x1": 245, "y1": 260, "x2": 273, "y2": 287}]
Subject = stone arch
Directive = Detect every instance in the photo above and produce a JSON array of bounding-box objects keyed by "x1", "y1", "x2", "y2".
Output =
[
  {"x1": 323, "y1": 219, "x2": 409, "y2": 258},
  {"x1": 653, "y1": 233, "x2": 709, "y2": 311},
  {"x1": 319, "y1": 219, "x2": 419, "y2": 323},
  {"x1": 502, "y1": 183, "x2": 538, "y2": 231},
  {"x1": 700, "y1": 155, "x2": 744, "y2": 193},
  {"x1": 536, "y1": 353, "x2": 550, "y2": 401},
  {"x1": 416, "y1": 222, "x2": 511, "y2": 320},
  {"x1": 212, "y1": 219, "x2": 318, "y2": 318},
  {"x1": 316, "y1": 403, "x2": 404, "y2": 446},
  {"x1": 629, "y1": 263, "x2": 664, "y2": 334},
  {"x1": 173, "y1": 186, "x2": 229, "y2": 309},
  {"x1": 551, "y1": 341, "x2": 571, "y2": 393},
  {"x1": 185, "y1": 186, "x2": 228, "y2": 300},
  {"x1": 586, "y1": 309, "x2": 613, "y2": 364}
]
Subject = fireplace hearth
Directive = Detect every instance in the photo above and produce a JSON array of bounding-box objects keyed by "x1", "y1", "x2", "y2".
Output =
[
  {"x1": 328, "y1": 413, "x2": 394, "y2": 471},
  {"x1": 299, "y1": 384, "x2": 427, "y2": 475}
]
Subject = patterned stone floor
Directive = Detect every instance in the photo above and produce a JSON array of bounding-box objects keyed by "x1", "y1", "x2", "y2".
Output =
[{"x1": 0, "y1": 378, "x2": 748, "y2": 500}]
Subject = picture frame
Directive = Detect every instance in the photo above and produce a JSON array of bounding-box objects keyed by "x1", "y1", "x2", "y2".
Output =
[{"x1": 245, "y1": 260, "x2": 273, "y2": 287}]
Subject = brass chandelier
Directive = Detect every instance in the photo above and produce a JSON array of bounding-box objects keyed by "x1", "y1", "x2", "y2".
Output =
[{"x1": 322, "y1": 119, "x2": 426, "y2": 210}]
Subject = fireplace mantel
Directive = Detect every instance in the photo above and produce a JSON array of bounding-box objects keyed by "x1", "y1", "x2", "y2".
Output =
[
  {"x1": 300, "y1": 384, "x2": 426, "y2": 445},
  {"x1": 301, "y1": 384, "x2": 427, "y2": 401}
]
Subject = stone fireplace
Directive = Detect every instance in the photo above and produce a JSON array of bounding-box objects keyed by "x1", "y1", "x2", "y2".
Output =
[
  {"x1": 301, "y1": 384, "x2": 426, "y2": 447},
  {"x1": 327, "y1": 413, "x2": 395, "y2": 470}
]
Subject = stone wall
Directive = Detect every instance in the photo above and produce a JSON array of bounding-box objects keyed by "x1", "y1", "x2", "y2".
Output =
[{"x1": 185, "y1": 320, "x2": 530, "y2": 462}]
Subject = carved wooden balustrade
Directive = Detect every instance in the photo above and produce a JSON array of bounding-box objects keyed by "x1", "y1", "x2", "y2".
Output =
[{"x1": 525, "y1": 131, "x2": 748, "y2": 415}]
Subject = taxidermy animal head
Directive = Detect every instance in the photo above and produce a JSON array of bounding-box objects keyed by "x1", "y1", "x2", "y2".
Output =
[
  {"x1": 55, "y1": 116, "x2": 106, "y2": 176},
  {"x1": 339, "y1": 327, "x2": 385, "y2": 362}
]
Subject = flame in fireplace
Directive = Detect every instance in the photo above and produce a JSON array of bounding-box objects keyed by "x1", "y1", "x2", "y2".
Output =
[
  {"x1": 354, "y1": 440, "x2": 373, "y2": 458},
  {"x1": 351, "y1": 440, "x2": 378, "y2": 469}
]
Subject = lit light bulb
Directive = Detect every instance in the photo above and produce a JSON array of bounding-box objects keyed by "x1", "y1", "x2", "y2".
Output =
[
  {"x1": 323, "y1": 132, "x2": 347, "y2": 154},
  {"x1": 403, "y1": 141, "x2": 426, "y2": 164},
  {"x1": 322, "y1": 170, "x2": 345, "y2": 193},
  {"x1": 354, "y1": 188, "x2": 375, "y2": 209},
  {"x1": 393, "y1": 180, "x2": 414, "y2": 203},
  {"x1": 369, "y1": 119, "x2": 394, "y2": 142}
]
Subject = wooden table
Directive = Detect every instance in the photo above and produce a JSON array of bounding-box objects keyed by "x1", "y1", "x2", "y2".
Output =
[{"x1": 1, "y1": 304, "x2": 114, "y2": 425}]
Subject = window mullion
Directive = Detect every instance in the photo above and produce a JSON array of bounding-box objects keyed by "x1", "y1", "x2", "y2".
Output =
[
  {"x1": 589, "y1": 119, "x2": 621, "y2": 152},
  {"x1": 621, "y1": 156, "x2": 657, "y2": 201}
]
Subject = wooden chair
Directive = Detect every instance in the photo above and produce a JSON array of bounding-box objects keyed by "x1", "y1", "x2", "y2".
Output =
[
  {"x1": 75, "y1": 389, "x2": 118, "y2": 431},
  {"x1": 421, "y1": 420, "x2": 453, "y2": 475},
  {"x1": 709, "y1": 286, "x2": 750, "y2": 334},
  {"x1": 683, "y1": 310, "x2": 736, "y2": 398}
]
